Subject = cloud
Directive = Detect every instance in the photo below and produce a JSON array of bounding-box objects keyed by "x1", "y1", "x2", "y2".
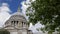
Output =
[
  {"x1": 21, "y1": 0, "x2": 36, "y2": 20},
  {"x1": 29, "y1": 22, "x2": 45, "y2": 33},
  {"x1": 21, "y1": 0, "x2": 32, "y2": 20},
  {"x1": 21, "y1": 0, "x2": 45, "y2": 33},
  {"x1": 34, "y1": 22, "x2": 45, "y2": 28},
  {"x1": 29, "y1": 23, "x2": 38, "y2": 33},
  {"x1": 0, "y1": 3, "x2": 11, "y2": 27}
]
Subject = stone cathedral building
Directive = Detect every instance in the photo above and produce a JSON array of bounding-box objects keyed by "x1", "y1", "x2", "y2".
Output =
[{"x1": 3, "y1": 6, "x2": 33, "y2": 34}]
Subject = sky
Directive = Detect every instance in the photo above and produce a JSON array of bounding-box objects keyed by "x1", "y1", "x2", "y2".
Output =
[
  {"x1": 0, "y1": 0, "x2": 25, "y2": 13},
  {"x1": 0, "y1": 0, "x2": 45, "y2": 33},
  {"x1": 0, "y1": 0, "x2": 25, "y2": 27}
]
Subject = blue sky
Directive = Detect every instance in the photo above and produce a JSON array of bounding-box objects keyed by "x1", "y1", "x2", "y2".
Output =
[
  {"x1": 0, "y1": 0, "x2": 25, "y2": 14},
  {"x1": 0, "y1": 0, "x2": 27, "y2": 27}
]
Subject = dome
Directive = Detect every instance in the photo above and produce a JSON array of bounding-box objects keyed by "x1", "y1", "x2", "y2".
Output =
[
  {"x1": 10, "y1": 6, "x2": 26, "y2": 21},
  {"x1": 12, "y1": 6, "x2": 24, "y2": 16},
  {"x1": 12, "y1": 11, "x2": 24, "y2": 16}
]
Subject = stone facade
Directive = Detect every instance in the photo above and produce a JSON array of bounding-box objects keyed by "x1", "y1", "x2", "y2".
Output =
[{"x1": 4, "y1": 6, "x2": 33, "y2": 34}]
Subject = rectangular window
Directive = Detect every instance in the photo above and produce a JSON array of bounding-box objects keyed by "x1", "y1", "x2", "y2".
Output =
[
  {"x1": 11, "y1": 21, "x2": 19, "y2": 26},
  {"x1": 11, "y1": 21, "x2": 14, "y2": 25}
]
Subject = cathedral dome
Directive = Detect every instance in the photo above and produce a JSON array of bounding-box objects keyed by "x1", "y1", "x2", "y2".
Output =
[
  {"x1": 4, "y1": 6, "x2": 27, "y2": 29},
  {"x1": 12, "y1": 11, "x2": 24, "y2": 18},
  {"x1": 11, "y1": 6, "x2": 26, "y2": 20},
  {"x1": 4, "y1": 5, "x2": 33, "y2": 34},
  {"x1": 12, "y1": 11, "x2": 23, "y2": 16},
  {"x1": 12, "y1": 6, "x2": 24, "y2": 17}
]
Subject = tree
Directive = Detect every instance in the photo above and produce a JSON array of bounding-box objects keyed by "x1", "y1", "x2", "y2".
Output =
[
  {"x1": 26, "y1": 0, "x2": 60, "y2": 34},
  {"x1": 0, "y1": 29, "x2": 10, "y2": 34}
]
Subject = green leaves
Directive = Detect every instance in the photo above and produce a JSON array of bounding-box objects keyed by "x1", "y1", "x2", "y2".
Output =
[
  {"x1": 26, "y1": 0, "x2": 60, "y2": 33},
  {"x1": 0, "y1": 29, "x2": 10, "y2": 34}
]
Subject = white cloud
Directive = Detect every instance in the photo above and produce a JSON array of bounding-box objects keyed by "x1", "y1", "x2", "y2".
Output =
[
  {"x1": 21, "y1": 0, "x2": 36, "y2": 20},
  {"x1": 29, "y1": 22, "x2": 45, "y2": 33},
  {"x1": 21, "y1": 0, "x2": 35, "y2": 21},
  {"x1": 34, "y1": 22, "x2": 45, "y2": 28},
  {"x1": 0, "y1": 3, "x2": 11, "y2": 27},
  {"x1": 29, "y1": 23, "x2": 38, "y2": 33},
  {"x1": 21, "y1": 0, "x2": 45, "y2": 33}
]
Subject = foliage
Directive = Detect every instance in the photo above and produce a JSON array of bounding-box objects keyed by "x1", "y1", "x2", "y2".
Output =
[
  {"x1": 26, "y1": 0, "x2": 60, "y2": 33},
  {"x1": 0, "y1": 29, "x2": 10, "y2": 34}
]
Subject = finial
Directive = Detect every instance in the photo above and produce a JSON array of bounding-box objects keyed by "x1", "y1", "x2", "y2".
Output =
[
  {"x1": 17, "y1": 5, "x2": 20, "y2": 12},
  {"x1": 12, "y1": 4, "x2": 23, "y2": 15}
]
